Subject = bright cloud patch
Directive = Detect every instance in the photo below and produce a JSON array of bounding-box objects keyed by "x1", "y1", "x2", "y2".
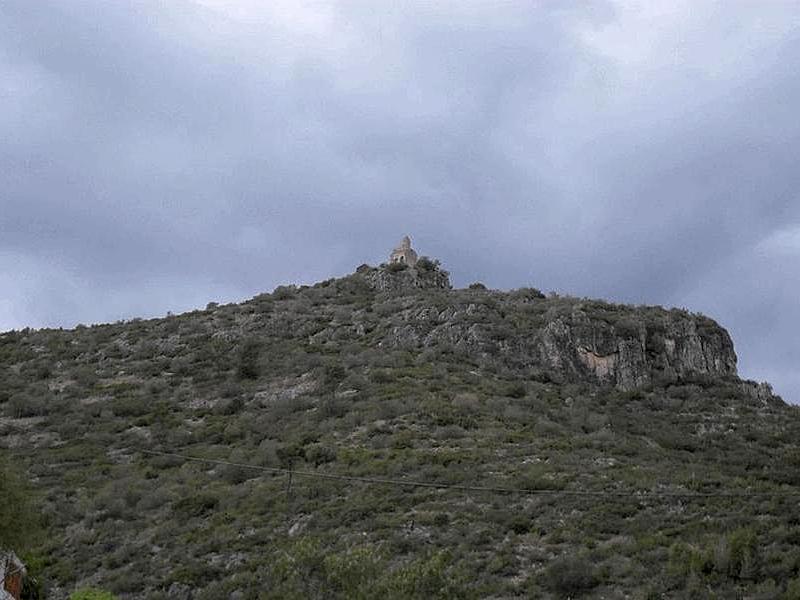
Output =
[{"x1": 757, "y1": 226, "x2": 800, "y2": 255}]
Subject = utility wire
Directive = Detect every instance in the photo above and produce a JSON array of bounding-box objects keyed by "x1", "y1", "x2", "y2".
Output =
[{"x1": 139, "y1": 449, "x2": 800, "y2": 499}]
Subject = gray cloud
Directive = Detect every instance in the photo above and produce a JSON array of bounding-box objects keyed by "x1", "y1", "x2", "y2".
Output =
[{"x1": 1, "y1": 1, "x2": 798, "y2": 401}]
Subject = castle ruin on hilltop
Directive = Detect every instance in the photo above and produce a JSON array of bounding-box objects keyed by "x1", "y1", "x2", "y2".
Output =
[
  {"x1": 389, "y1": 235, "x2": 418, "y2": 267},
  {"x1": 354, "y1": 234, "x2": 450, "y2": 292}
]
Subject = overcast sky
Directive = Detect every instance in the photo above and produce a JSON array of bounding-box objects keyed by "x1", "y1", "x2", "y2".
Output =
[{"x1": 1, "y1": 1, "x2": 799, "y2": 402}]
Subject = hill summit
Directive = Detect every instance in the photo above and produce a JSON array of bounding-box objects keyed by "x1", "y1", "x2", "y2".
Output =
[{"x1": 0, "y1": 254, "x2": 795, "y2": 599}]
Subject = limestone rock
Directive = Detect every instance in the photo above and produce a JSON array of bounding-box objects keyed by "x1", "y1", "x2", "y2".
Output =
[
  {"x1": 532, "y1": 308, "x2": 737, "y2": 390},
  {"x1": 252, "y1": 373, "x2": 317, "y2": 407},
  {"x1": 357, "y1": 264, "x2": 451, "y2": 294},
  {"x1": 371, "y1": 295, "x2": 737, "y2": 390}
]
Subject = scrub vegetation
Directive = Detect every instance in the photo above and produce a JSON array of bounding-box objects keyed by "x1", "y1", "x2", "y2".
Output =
[{"x1": 1, "y1": 265, "x2": 799, "y2": 598}]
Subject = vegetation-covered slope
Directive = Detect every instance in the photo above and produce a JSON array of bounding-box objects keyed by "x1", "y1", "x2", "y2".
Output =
[{"x1": 1, "y1": 263, "x2": 799, "y2": 598}]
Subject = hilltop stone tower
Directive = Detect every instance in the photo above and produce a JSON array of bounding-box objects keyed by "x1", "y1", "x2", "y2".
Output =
[{"x1": 389, "y1": 235, "x2": 418, "y2": 267}]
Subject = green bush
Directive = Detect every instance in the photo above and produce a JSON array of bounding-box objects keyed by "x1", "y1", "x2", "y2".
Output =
[
  {"x1": 237, "y1": 339, "x2": 261, "y2": 380},
  {"x1": 511, "y1": 287, "x2": 546, "y2": 300},
  {"x1": 69, "y1": 589, "x2": 118, "y2": 600},
  {"x1": 416, "y1": 256, "x2": 439, "y2": 272},
  {"x1": 305, "y1": 444, "x2": 337, "y2": 466},
  {"x1": 505, "y1": 382, "x2": 527, "y2": 399},
  {"x1": 387, "y1": 261, "x2": 408, "y2": 273},
  {"x1": 6, "y1": 393, "x2": 49, "y2": 418},
  {"x1": 721, "y1": 527, "x2": 759, "y2": 580},
  {"x1": 615, "y1": 318, "x2": 641, "y2": 339},
  {"x1": 543, "y1": 555, "x2": 598, "y2": 596},
  {"x1": 173, "y1": 493, "x2": 220, "y2": 518},
  {"x1": 273, "y1": 285, "x2": 297, "y2": 300},
  {"x1": 786, "y1": 578, "x2": 800, "y2": 600}
]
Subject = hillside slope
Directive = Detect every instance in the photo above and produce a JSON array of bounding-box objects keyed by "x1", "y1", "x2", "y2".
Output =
[{"x1": 1, "y1": 262, "x2": 799, "y2": 599}]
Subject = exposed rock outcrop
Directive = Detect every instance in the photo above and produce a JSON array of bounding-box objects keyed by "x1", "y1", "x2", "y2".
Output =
[
  {"x1": 356, "y1": 263, "x2": 451, "y2": 294},
  {"x1": 532, "y1": 307, "x2": 737, "y2": 389},
  {"x1": 370, "y1": 294, "x2": 737, "y2": 390}
]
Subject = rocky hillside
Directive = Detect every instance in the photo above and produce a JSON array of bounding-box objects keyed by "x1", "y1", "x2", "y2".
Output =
[
  {"x1": 1, "y1": 261, "x2": 798, "y2": 599},
  {"x1": 352, "y1": 264, "x2": 737, "y2": 391}
]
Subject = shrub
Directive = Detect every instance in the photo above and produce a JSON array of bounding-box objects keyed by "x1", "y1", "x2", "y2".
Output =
[
  {"x1": 416, "y1": 256, "x2": 439, "y2": 272},
  {"x1": 323, "y1": 546, "x2": 383, "y2": 596},
  {"x1": 505, "y1": 382, "x2": 527, "y2": 399},
  {"x1": 272, "y1": 285, "x2": 297, "y2": 300},
  {"x1": 215, "y1": 396, "x2": 244, "y2": 416},
  {"x1": 511, "y1": 287, "x2": 546, "y2": 300},
  {"x1": 469, "y1": 282, "x2": 487, "y2": 290},
  {"x1": 319, "y1": 397, "x2": 348, "y2": 419},
  {"x1": 509, "y1": 515, "x2": 531, "y2": 535},
  {"x1": 722, "y1": 527, "x2": 759, "y2": 580},
  {"x1": 173, "y1": 493, "x2": 220, "y2": 518},
  {"x1": 386, "y1": 262, "x2": 408, "y2": 273},
  {"x1": 6, "y1": 393, "x2": 49, "y2": 418},
  {"x1": 305, "y1": 444, "x2": 337, "y2": 466},
  {"x1": 323, "y1": 363, "x2": 346, "y2": 387},
  {"x1": 543, "y1": 555, "x2": 598, "y2": 596},
  {"x1": 20, "y1": 553, "x2": 45, "y2": 600},
  {"x1": 615, "y1": 318, "x2": 641, "y2": 339},
  {"x1": 786, "y1": 578, "x2": 800, "y2": 600},
  {"x1": 69, "y1": 589, "x2": 118, "y2": 600},
  {"x1": 220, "y1": 463, "x2": 253, "y2": 485},
  {"x1": 370, "y1": 369, "x2": 395, "y2": 384},
  {"x1": 237, "y1": 339, "x2": 261, "y2": 380},
  {"x1": 111, "y1": 396, "x2": 150, "y2": 418},
  {"x1": 378, "y1": 550, "x2": 463, "y2": 598}
]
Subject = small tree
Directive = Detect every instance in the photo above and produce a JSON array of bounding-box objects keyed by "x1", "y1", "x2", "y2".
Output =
[
  {"x1": 505, "y1": 382, "x2": 527, "y2": 399},
  {"x1": 416, "y1": 256, "x2": 439, "y2": 272},
  {"x1": 386, "y1": 261, "x2": 408, "y2": 273},
  {"x1": 237, "y1": 339, "x2": 261, "y2": 380},
  {"x1": 543, "y1": 555, "x2": 598, "y2": 596}
]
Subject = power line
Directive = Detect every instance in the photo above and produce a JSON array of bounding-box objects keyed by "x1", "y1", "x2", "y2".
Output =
[{"x1": 139, "y1": 449, "x2": 800, "y2": 499}]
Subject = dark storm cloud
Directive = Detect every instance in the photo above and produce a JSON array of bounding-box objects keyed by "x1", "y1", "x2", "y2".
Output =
[{"x1": 1, "y1": 1, "x2": 798, "y2": 401}]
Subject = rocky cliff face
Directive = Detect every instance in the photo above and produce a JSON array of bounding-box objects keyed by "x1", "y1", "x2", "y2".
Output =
[
  {"x1": 364, "y1": 288, "x2": 737, "y2": 390},
  {"x1": 532, "y1": 307, "x2": 737, "y2": 389},
  {"x1": 356, "y1": 263, "x2": 452, "y2": 293}
]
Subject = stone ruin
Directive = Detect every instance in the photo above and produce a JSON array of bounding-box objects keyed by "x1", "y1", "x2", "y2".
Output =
[
  {"x1": 352, "y1": 235, "x2": 451, "y2": 293},
  {"x1": 389, "y1": 235, "x2": 418, "y2": 267}
]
